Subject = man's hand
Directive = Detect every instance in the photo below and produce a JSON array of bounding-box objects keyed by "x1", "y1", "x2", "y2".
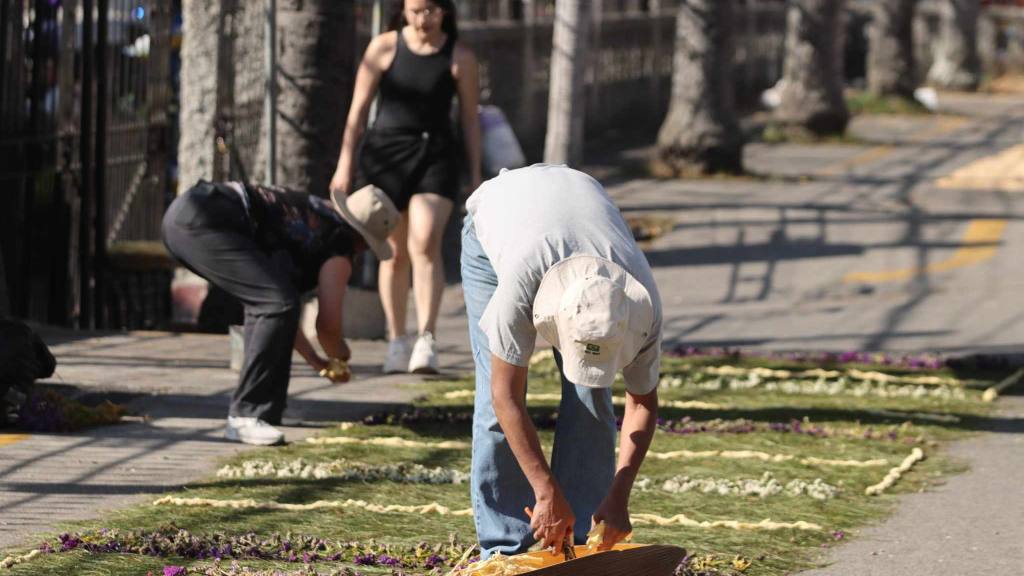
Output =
[
  {"x1": 525, "y1": 488, "x2": 575, "y2": 551},
  {"x1": 307, "y1": 355, "x2": 328, "y2": 374},
  {"x1": 591, "y1": 495, "x2": 632, "y2": 551},
  {"x1": 319, "y1": 357, "x2": 351, "y2": 383}
]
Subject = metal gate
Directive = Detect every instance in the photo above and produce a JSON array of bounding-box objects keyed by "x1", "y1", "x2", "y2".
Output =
[{"x1": 0, "y1": 0, "x2": 174, "y2": 329}]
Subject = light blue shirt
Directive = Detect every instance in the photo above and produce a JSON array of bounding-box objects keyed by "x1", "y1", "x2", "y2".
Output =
[{"x1": 465, "y1": 164, "x2": 663, "y2": 394}]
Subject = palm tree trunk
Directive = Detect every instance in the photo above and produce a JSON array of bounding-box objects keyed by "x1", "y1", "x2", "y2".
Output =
[
  {"x1": 655, "y1": 0, "x2": 743, "y2": 176},
  {"x1": 867, "y1": 0, "x2": 918, "y2": 98},
  {"x1": 926, "y1": 0, "x2": 980, "y2": 91},
  {"x1": 544, "y1": 0, "x2": 591, "y2": 166},
  {"x1": 257, "y1": 0, "x2": 356, "y2": 194},
  {"x1": 775, "y1": 0, "x2": 849, "y2": 136},
  {"x1": 176, "y1": 0, "x2": 240, "y2": 326},
  {"x1": 178, "y1": 0, "x2": 234, "y2": 191}
]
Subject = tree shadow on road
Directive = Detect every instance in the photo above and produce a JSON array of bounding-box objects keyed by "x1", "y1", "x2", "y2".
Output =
[{"x1": 614, "y1": 110, "x2": 1024, "y2": 354}]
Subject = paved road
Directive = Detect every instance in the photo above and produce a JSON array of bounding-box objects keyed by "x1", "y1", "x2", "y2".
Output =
[
  {"x1": 2, "y1": 92, "x2": 1023, "y2": 574},
  {"x1": 611, "y1": 92, "x2": 1024, "y2": 355}
]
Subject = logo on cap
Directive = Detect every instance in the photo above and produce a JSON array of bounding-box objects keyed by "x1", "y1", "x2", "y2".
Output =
[{"x1": 584, "y1": 343, "x2": 601, "y2": 355}]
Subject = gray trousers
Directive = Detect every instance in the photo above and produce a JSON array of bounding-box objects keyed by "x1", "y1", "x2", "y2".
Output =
[{"x1": 161, "y1": 182, "x2": 299, "y2": 424}]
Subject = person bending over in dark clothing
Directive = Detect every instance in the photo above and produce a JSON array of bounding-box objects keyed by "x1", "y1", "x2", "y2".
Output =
[{"x1": 162, "y1": 181, "x2": 399, "y2": 445}]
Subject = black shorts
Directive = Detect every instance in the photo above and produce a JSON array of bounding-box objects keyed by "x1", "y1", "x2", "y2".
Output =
[{"x1": 355, "y1": 127, "x2": 459, "y2": 211}]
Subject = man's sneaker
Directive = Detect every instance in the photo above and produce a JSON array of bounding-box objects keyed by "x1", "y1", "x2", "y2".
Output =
[
  {"x1": 408, "y1": 331, "x2": 439, "y2": 374},
  {"x1": 382, "y1": 335, "x2": 412, "y2": 374},
  {"x1": 225, "y1": 416, "x2": 285, "y2": 445}
]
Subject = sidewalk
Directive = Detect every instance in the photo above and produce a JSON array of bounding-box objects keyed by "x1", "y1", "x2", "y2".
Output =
[
  {"x1": 802, "y1": 395, "x2": 1024, "y2": 576},
  {"x1": 3, "y1": 92, "x2": 1024, "y2": 573},
  {"x1": 0, "y1": 308, "x2": 473, "y2": 550}
]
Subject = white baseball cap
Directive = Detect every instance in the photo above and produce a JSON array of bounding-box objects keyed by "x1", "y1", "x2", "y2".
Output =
[
  {"x1": 532, "y1": 255, "x2": 655, "y2": 389},
  {"x1": 331, "y1": 184, "x2": 400, "y2": 261}
]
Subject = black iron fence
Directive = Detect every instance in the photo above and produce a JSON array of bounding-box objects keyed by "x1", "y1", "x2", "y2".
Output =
[{"x1": 1, "y1": 0, "x2": 174, "y2": 329}]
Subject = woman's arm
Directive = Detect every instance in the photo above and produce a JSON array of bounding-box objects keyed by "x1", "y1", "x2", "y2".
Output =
[
  {"x1": 330, "y1": 33, "x2": 395, "y2": 197},
  {"x1": 453, "y1": 44, "x2": 482, "y2": 191},
  {"x1": 591, "y1": 387, "x2": 658, "y2": 550}
]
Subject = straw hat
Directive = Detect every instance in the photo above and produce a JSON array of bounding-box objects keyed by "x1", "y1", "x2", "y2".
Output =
[{"x1": 331, "y1": 184, "x2": 400, "y2": 261}]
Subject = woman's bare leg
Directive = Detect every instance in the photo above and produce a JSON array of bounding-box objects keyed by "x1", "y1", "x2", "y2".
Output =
[
  {"x1": 407, "y1": 193, "x2": 454, "y2": 336},
  {"x1": 378, "y1": 212, "x2": 411, "y2": 341}
]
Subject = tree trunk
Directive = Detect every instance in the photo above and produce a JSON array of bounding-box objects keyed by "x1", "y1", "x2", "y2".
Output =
[
  {"x1": 229, "y1": 2, "x2": 268, "y2": 183},
  {"x1": 775, "y1": 0, "x2": 849, "y2": 136},
  {"x1": 926, "y1": 0, "x2": 981, "y2": 91},
  {"x1": 254, "y1": 0, "x2": 356, "y2": 195},
  {"x1": 654, "y1": 0, "x2": 743, "y2": 176},
  {"x1": 867, "y1": 0, "x2": 918, "y2": 98},
  {"x1": 178, "y1": 0, "x2": 234, "y2": 192},
  {"x1": 544, "y1": 0, "x2": 591, "y2": 167},
  {"x1": 977, "y1": 11, "x2": 998, "y2": 78}
]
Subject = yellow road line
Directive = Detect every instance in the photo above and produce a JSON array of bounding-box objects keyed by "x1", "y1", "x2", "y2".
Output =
[
  {"x1": 844, "y1": 219, "x2": 1007, "y2": 284},
  {"x1": 936, "y1": 144, "x2": 1024, "y2": 192},
  {"x1": 0, "y1": 433, "x2": 30, "y2": 447}
]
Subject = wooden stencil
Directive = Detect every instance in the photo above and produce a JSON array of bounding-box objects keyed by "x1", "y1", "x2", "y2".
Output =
[{"x1": 525, "y1": 544, "x2": 687, "y2": 575}]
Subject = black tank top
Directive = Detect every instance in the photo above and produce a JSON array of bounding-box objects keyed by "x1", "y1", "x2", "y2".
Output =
[{"x1": 374, "y1": 28, "x2": 456, "y2": 133}]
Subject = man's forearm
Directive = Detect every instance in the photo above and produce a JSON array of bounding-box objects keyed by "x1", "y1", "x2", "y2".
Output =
[
  {"x1": 491, "y1": 355, "x2": 557, "y2": 497},
  {"x1": 294, "y1": 329, "x2": 323, "y2": 368},
  {"x1": 316, "y1": 324, "x2": 348, "y2": 361},
  {"x1": 612, "y1": 389, "x2": 658, "y2": 497},
  {"x1": 316, "y1": 257, "x2": 352, "y2": 362},
  {"x1": 493, "y1": 395, "x2": 556, "y2": 495}
]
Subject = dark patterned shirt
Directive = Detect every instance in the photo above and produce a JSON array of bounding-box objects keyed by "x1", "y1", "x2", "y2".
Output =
[{"x1": 241, "y1": 183, "x2": 358, "y2": 292}]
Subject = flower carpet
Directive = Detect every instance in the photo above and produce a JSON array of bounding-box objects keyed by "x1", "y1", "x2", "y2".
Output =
[{"x1": 1, "y1": 351, "x2": 1013, "y2": 576}]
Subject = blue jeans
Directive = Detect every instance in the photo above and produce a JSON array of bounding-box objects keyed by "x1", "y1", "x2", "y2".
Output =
[{"x1": 460, "y1": 214, "x2": 617, "y2": 559}]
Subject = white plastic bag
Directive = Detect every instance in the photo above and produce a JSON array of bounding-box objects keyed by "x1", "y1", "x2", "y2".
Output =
[{"x1": 479, "y1": 105, "x2": 526, "y2": 176}]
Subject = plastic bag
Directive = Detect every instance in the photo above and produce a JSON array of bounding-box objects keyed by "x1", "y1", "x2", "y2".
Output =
[{"x1": 480, "y1": 105, "x2": 526, "y2": 177}]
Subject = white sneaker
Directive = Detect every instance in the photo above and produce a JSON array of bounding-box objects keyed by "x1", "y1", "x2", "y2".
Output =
[
  {"x1": 408, "y1": 331, "x2": 439, "y2": 374},
  {"x1": 382, "y1": 335, "x2": 412, "y2": 374},
  {"x1": 225, "y1": 416, "x2": 285, "y2": 445}
]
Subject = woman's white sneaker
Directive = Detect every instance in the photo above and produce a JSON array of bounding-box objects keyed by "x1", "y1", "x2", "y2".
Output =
[
  {"x1": 382, "y1": 335, "x2": 413, "y2": 374},
  {"x1": 408, "y1": 331, "x2": 439, "y2": 374},
  {"x1": 225, "y1": 416, "x2": 285, "y2": 445}
]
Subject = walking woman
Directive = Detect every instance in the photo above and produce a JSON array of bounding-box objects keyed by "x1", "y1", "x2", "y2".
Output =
[
  {"x1": 163, "y1": 181, "x2": 399, "y2": 445},
  {"x1": 330, "y1": 0, "x2": 481, "y2": 374}
]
